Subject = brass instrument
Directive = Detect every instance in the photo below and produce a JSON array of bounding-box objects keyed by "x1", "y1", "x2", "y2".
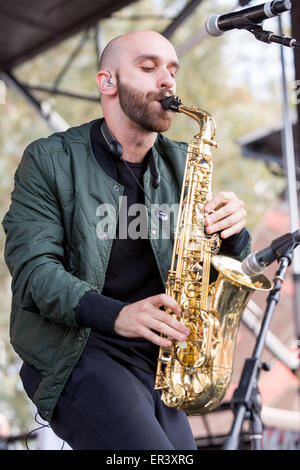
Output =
[{"x1": 154, "y1": 94, "x2": 272, "y2": 415}]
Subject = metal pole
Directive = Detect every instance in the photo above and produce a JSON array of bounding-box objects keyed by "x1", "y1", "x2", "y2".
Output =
[
  {"x1": 20, "y1": 83, "x2": 99, "y2": 102},
  {"x1": 278, "y1": 16, "x2": 300, "y2": 347},
  {"x1": 0, "y1": 70, "x2": 69, "y2": 132},
  {"x1": 243, "y1": 302, "x2": 300, "y2": 374},
  {"x1": 95, "y1": 21, "x2": 103, "y2": 68},
  {"x1": 176, "y1": 27, "x2": 208, "y2": 58},
  {"x1": 53, "y1": 29, "x2": 90, "y2": 89},
  {"x1": 162, "y1": 0, "x2": 204, "y2": 39}
]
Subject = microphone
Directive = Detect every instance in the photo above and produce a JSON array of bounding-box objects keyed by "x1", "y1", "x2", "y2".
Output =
[
  {"x1": 206, "y1": 0, "x2": 292, "y2": 37},
  {"x1": 241, "y1": 229, "x2": 300, "y2": 276}
]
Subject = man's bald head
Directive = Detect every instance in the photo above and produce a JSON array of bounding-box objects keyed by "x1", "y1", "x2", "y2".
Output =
[
  {"x1": 99, "y1": 35, "x2": 121, "y2": 70},
  {"x1": 99, "y1": 30, "x2": 177, "y2": 72}
]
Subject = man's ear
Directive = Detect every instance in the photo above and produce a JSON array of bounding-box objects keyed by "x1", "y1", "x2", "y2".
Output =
[{"x1": 96, "y1": 70, "x2": 117, "y2": 95}]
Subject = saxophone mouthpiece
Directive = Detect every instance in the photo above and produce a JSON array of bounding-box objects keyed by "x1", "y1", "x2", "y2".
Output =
[{"x1": 161, "y1": 92, "x2": 182, "y2": 112}]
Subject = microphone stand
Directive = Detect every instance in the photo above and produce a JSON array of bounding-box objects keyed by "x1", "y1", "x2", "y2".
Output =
[
  {"x1": 246, "y1": 23, "x2": 300, "y2": 48},
  {"x1": 223, "y1": 243, "x2": 297, "y2": 450},
  {"x1": 234, "y1": 16, "x2": 300, "y2": 48},
  {"x1": 218, "y1": 10, "x2": 300, "y2": 451},
  {"x1": 221, "y1": 13, "x2": 300, "y2": 450}
]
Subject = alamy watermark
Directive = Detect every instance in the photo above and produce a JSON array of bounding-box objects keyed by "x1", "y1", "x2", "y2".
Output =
[
  {"x1": 0, "y1": 80, "x2": 6, "y2": 104},
  {"x1": 96, "y1": 197, "x2": 180, "y2": 240},
  {"x1": 96, "y1": 197, "x2": 185, "y2": 240}
]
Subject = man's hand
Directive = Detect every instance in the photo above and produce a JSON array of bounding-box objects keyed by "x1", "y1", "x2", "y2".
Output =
[
  {"x1": 204, "y1": 191, "x2": 247, "y2": 239},
  {"x1": 114, "y1": 294, "x2": 190, "y2": 347}
]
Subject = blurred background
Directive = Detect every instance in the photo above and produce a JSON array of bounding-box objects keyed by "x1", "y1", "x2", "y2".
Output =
[{"x1": 0, "y1": 0, "x2": 299, "y2": 450}]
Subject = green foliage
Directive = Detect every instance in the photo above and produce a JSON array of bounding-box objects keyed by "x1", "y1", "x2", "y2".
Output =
[{"x1": 0, "y1": 0, "x2": 286, "y2": 438}]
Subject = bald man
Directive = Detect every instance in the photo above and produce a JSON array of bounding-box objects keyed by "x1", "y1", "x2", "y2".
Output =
[{"x1": 3, "y1": 30, "x2": 250, "y2": 450}]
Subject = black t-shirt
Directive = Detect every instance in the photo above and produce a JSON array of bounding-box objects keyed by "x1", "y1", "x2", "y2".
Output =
[{"x1": 101, "y1": 156, "x2": 164, "y2": 303}]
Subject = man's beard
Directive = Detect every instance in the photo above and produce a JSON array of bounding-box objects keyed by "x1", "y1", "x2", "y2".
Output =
[{"x1": 116, "y1": 73, "x2": 173, "y2": 132}]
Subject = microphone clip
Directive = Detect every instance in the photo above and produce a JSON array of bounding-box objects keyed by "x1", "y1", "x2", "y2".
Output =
[{"x1": 245, "y1": 23, "x2": 299, "y2": 49}]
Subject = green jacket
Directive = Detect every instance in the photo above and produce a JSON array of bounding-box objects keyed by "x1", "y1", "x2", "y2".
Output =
[{"x1": 2, "y1": 119, "x2": 250, "y2": 422}]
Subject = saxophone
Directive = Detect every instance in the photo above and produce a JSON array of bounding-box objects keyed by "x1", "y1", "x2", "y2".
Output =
[{"x1": 154, "y1": 93, "x2": 271, "y2": 415}]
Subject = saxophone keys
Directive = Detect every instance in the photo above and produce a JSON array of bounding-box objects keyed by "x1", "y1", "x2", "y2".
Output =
[
  {"x1": 202, "y1": 138, "x2": 218, "y2": 148},
  {"x1": 192, "y1": 370, "x2": 212, "y2": 394},
  {"x1": 159, "y1": 355, "x2": 171, "y2": 364},
  {"x1": 176, "y1": 340, "x2": 187, "y2": 349}
]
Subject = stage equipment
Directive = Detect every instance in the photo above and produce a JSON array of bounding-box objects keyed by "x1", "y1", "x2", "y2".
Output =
[
  {"x1": 242, "y1": 229, "x2": 300, "y2": 275},
  {"x1": 206, "y1": 1, "x2": 292, "y2": 37},
  {"x1": 205, "y1": 1, "x2": 300, "y2": 49},
  {"x1": 223, "y1": 233, "x2": 300, "y2": 449}
]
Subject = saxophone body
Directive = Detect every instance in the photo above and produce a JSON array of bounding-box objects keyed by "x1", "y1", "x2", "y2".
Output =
[{"x1": 154, "y1": 94, "x2": 271, "y2": 415}]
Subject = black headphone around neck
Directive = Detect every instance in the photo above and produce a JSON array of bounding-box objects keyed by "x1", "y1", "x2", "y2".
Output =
[{"x1": 100, "y1": 119, "x2": 160, "y2": 190}]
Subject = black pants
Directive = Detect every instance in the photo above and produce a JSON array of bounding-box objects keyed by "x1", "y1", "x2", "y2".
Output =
[{"x1": 50, "y1": 350, "x2": 197, "y2": 450}]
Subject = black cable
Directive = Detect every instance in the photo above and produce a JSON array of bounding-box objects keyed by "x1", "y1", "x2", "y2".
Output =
[
  {"x1": 120, "y1": 158, "x2": 176, "y2": 242},
  {"x1": 120, "y1": 157, "x2": 162, "y2": 206},
  {"x1": 24, "y1": 412, "x2": 66, "y2": 450},
  {"x1": 25, "y1": 413, "x2": 49, "y2": 450}
]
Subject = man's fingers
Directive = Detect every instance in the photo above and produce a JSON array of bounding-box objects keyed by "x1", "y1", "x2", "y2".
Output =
[
  {"x1": 203, "y1": 190, "x2": 246, "y2": 238},
  {"x1": 140, "y1": 313, "x2": 189, "y2": 346},
  {"x1": 205, "y1": 200, "x2": 243, "y2": 225},
  {"x1": 205, "y1": 191, "x2": 237, "y2": 213},
  {"x1": 114, "y1": 294, "x2": 190, "y2": 346},
  {"x1": 220, "y1": 221, "x2": 246, "y2": 239},
  {"x1": 146, "y1": 309, "x2": 189, "y2": 340},
  {"x1": 153, "y1": 308, "x2": 190, "y2": 336},
  {"x1": 149, "y1": 293, "x2": 181, "y2": 315},
  {"x1": 206, "y1": 207, "x2": 246, "y2": 235},
  {"x1": 140, "y1": 327, "x2": 172, "y2": 347},
  {"x1": 140, "y1": 297, "x2": 190, "y2": 343}
]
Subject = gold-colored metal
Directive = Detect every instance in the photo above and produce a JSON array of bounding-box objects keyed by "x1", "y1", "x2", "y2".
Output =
[{"x1": 154, "y1": 93, "x2": 272, "y2": 415}]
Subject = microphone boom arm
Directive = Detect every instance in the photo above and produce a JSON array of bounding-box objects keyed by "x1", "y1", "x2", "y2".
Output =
[{"x1": 246, "y1": 22, "x2": 300, "y2": 48}]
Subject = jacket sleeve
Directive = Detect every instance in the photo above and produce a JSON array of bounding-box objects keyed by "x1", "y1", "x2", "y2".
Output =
[
  {"x1": 75, "y1": 291, "x2": 128, "y2": 335},
  {"x1": 2, "y1": 140, "x2": 97, "y2": 328},
  {"x1": 219, "y1": 227, "x2": 251, "y2": 261}
]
